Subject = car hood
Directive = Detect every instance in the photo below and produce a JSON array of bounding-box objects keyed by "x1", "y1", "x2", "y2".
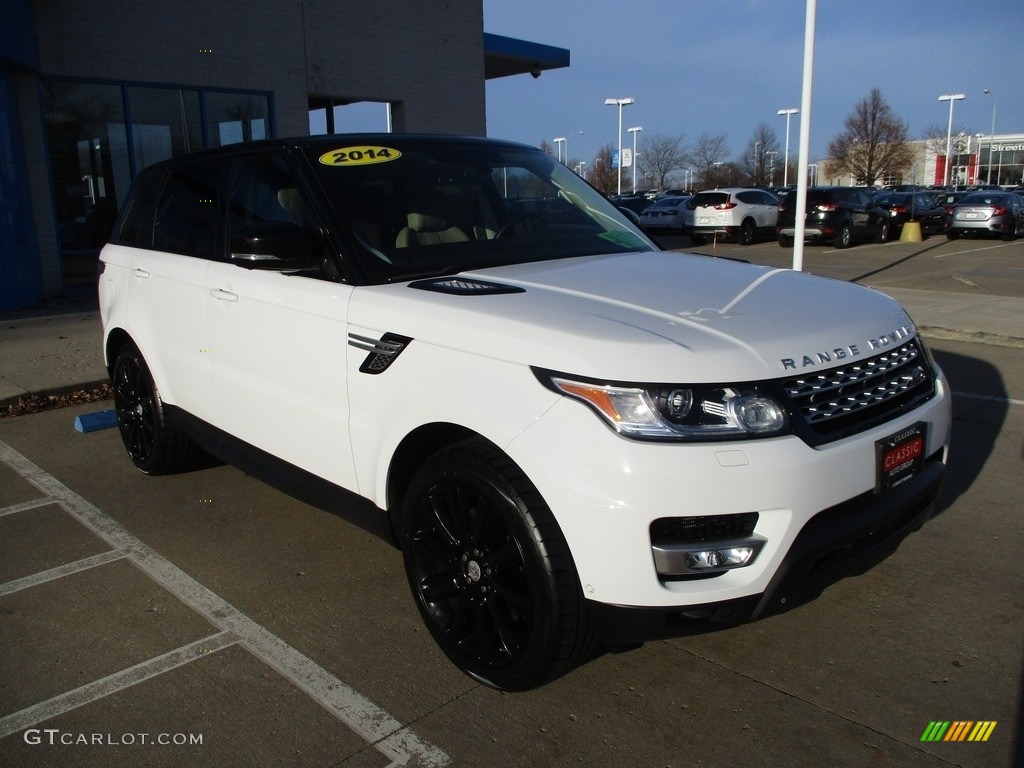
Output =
[{"x1": 349, "y1": 251, "x2": 915, "y2": 382}]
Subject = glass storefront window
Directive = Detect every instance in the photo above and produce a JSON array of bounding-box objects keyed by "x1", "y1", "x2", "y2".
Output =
[
  {"x1": 126, "y1": 86, "x2": 203, "y2": 171},
  {"x1": 42, "y1": 81, "x2": 129, "y2": 292},
  {"x1": 42, "y1": 79, "x2": 272, "y2": 290},
  {"x1": 205, "y1": 91, "x2": 269, "y2": 147}
]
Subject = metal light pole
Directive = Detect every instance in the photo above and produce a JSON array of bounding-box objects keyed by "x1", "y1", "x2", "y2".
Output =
[
  {"x1": 983, "y1": 88, "x2": 995, "y2": 185},
  {"x1": 938, "y1": 93, "x2": 965, "y2": 187},
  {"x1": 604, "y1": 97, "x2": 634, "y2": 195},
  {"x1": 553, "y1": 137, "x2": 566, "y2": 164},
  {"x1": 627, "y1": 126, "x2": 642, "y2": 193},
  {"x1": 777, "y1": 108, "x2": 799, "y2": 187}
]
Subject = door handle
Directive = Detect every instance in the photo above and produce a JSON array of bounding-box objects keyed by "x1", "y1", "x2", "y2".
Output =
[
  {"x1": 211, "y1": 288, "x2": 239, "y2": 302},
  {"x1": 131, "y1": 268, "x2": 150, "y2": 279}
]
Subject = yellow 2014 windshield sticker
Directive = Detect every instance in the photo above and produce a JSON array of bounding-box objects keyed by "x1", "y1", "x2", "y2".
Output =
[{"x1": 319, "y1": 146, "x2": 402, "y2": 166}]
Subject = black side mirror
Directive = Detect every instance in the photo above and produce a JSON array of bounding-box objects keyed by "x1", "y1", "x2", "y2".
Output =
[{"x1": 230, "y1": 221, "x2": 321, "y2": 271}]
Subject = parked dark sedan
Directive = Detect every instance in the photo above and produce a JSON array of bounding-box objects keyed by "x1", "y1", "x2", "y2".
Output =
[
  {"x1": 946, "y1": 192, "x2": 1024, "y2": 241},
  {"x1": 873, "y1": 191, "x2": 947, "y2": 236}
]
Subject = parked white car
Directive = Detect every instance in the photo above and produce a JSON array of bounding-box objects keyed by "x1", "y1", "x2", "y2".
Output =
[
  {"x1": 99, "y1": 135, "x2": 951, "y2": 690},
  {"x1": 686, "y1": 187, "x2": 780, "y2": 245}
]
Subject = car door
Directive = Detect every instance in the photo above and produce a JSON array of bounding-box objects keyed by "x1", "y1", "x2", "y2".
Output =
[
  {"x1": 119, "y1": 159, "x2": 223, "y2": 422},
  {"x1": 204, "y1": 151, "x2": 358, "y2": 490}
]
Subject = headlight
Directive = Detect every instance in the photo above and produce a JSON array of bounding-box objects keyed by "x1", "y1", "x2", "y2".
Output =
[{"x1": 536, "y1": 370, "x2": 788, "y2": 441}]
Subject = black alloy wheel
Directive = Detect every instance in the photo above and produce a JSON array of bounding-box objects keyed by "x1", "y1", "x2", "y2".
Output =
[
  {"x1": 112, "y1": 344, "x2": 194, "y2": 474},
  {"x1": 400, "y1": 439, "x2": 592, "y2": 691}
]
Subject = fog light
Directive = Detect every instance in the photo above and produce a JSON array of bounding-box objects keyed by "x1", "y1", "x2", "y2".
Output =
[
  {"x1": 652, "y1": 535, "x2": 766, "y2": 577},
  {"x1": 685, "y1": 545, "x2": 756, "y2": 571}
]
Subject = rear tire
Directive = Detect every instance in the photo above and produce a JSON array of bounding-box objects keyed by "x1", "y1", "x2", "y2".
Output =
[
  {"x1": 1002, "y1": 221, "x2": 1018, "y2": 241},
  {"x1": 738, "y1": 219, "x2": 755, "y2": 245},
  {"x1": 778, "y1": 235, "x2": 793, "y2": 247},
  {"x1": 689, "y1": 234, "x2": 707, "y2": 246},
  {"x1": 833, "y1": 223, "x2": 852, "y2": 249},
  {"x1": 400, "y1": 438, "x2": 593, "y2": 691},
  {"x1": 112, "y1": 344, "x2": 196, "y2": 474},
  {"x1": 946, "y1": 231, "x2": 958, "y2": 240}
]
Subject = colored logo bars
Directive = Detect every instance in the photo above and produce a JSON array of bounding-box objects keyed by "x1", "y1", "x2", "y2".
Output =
[{"x1": 920, "y1": 721, "x2": 997, "y2": 742}]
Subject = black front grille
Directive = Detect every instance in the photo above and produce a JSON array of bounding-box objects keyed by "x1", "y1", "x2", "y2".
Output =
[
  {"x1": 781, "y1": 338, "x2": 936, "y2": 444},
  {"x1": 651, "y1": 513, "x2": 759, "y2": 545}
]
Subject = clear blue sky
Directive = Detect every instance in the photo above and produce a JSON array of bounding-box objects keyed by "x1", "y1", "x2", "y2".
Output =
[{"x1": 483, "y1": 0, "x2": 1024, "y2": 171}]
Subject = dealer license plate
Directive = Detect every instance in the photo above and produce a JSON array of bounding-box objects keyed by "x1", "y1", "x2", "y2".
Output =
[
  {"x1": 698, "y1": 217, "x2": 710, "y2": 224},
  {"x1": 875, "y1": 422, "x2": 927, "y2": 493}
]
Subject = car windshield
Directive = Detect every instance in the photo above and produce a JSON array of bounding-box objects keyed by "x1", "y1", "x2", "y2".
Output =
[{"x1": 303, "y1": 139, "x2": 655, "y2": 283}]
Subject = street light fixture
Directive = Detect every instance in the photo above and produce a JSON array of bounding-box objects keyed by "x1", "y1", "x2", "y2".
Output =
[
  {"x1": 983, "y1": 88, "x2": 996, "y2": 185},
  {"x1": 777, "y1": 108, "x2": 799, "y2": 187},
  {"x1": 553, "y1": 137, "x2": 566, "y2": 164},
  {"x1": 938, "y1": 93, "x2": 966, "y2": 187},
  {"x1": 627, "y1": 126, "x2": 642, "y2": 193},
  {"x1": 604, "y1": 97, "x2": 635, "y2": 195}
]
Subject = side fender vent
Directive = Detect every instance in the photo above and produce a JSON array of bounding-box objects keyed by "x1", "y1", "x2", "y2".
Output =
[
  {"x1": 349, "y1": 332, "x2": 413, "y2": 374},
  {"x1": 408, "y1": 277, "x2": 525, "y2": 295}
]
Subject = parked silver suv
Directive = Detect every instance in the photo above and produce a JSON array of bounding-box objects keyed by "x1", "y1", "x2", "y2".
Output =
[{"x1": 685, "y1": 187, "x2": 780, "y2": 245}]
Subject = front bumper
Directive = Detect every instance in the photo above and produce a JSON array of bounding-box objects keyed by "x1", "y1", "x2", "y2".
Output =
[
  {"x1": 505, "y1": 370, "x2": 951, "y2": 639},
  {"x1": 589, "y1": 451, "x2": 944, "y2": 641}
]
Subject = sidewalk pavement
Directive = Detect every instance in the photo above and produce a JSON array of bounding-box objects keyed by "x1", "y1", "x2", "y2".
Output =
[{"x1": 2, "y1": 287, "x2": 1023, "y2": 407}]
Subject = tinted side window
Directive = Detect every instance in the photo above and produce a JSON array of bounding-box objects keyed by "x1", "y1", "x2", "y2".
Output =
[
  {"x1": 152, "y1": 161, "x2": 224, "y2": 259},
  {"x1": 114, "y1": 169, "x2": 164, "y2": 248},
  {"x1": 226, "y1": 153, "x2": 314, "y2": 238}
]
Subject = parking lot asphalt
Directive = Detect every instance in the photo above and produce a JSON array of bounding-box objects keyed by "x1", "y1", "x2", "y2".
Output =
[{"x1": 1, "y1": 236, "x2": 1022, "y2": 406}]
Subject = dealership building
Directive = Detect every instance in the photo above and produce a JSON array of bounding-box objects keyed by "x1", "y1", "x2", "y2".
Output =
[{"x1": 0, "y1": 0, "x2": 568, "y2": 311}]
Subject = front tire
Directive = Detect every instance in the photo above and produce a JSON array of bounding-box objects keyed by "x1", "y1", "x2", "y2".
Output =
[
  {"x1": 738, "y1": 219, "x2": 755, "y2": 245},
  {"x1": 876, "y1": 220, "x2": 891, "y2": 243},
  {"x1": 112, "y1": 344, "x2": 196, "y2": 474},
  {"x1": 400, "y1": 439, "x2": 592, "y2": 691}
]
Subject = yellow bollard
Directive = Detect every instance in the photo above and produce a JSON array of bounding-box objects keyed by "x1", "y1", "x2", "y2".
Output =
[{"x1": 900, "y1": 220, "x2": 923, "y2": 242}]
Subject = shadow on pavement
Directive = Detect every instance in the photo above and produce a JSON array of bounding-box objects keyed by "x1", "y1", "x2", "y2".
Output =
[
  {"x1": 929, "y1": 347, "x2": 1008, "y2": 517},
  {"x1": 850, "y1": 240, "x2": 950, "y2": 284}
]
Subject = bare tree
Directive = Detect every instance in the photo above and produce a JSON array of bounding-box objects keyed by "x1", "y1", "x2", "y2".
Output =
[
  {"x1": 740, "y1": 123, "x2": 780, "y2": 186},
  {"x1": 827, "y1": 89, "x2": 913, "y2": 186},
  {"x1": 637, "y1": 133, "x2": 687, "y2": 191},
  {"x1": 539, "y1": 138, "x2": 555, "y2": 159},
  {"x1": 689, "y1": 132, "x2": 730, "y2": 188}
]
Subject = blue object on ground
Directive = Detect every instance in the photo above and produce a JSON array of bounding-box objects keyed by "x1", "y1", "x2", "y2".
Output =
[{"x1": 74, "y1": 409, "x2": 118, "y2": 433}]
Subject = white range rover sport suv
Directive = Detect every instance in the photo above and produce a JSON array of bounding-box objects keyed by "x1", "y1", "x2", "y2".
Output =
[{"x1": 99, "y1": 135, "x2": 951, "y2": 691}]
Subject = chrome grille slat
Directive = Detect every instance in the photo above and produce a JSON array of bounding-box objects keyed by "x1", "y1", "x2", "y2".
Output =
[{"x1": 781, "y1": 340, "x2": 934, "y2": 437}]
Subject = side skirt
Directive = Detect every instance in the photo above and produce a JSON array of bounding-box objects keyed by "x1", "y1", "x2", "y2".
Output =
[{"x1": 166, "y1": 405, "x2": 397, "y2": 546}]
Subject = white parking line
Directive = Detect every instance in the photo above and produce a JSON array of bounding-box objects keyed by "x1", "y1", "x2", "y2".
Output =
[
  {"x1": 933, "y1": 241, "x2": 1022, "y2": 258},
  {"x1": 953, "y1": 391, "x2": 1024, "y2": 406},
  {"x1": 0, "y1": 633, "x2": 239, "y2": 739},
  {"x1": 0, "y1": 439, "x2": 451, "y2": 767},
  {"x1": 0, "y1": 549, "x2": 125, "y2": 598}
]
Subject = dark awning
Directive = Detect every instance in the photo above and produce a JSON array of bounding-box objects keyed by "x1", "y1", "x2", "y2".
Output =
[{"x1": 483, "y1": 33, "x2": 570, "y2": 80}]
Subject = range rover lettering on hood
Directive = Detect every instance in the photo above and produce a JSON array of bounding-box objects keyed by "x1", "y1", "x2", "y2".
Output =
[{"x1": 780, "y1": 325, "x2": 914, "y2": 370}]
